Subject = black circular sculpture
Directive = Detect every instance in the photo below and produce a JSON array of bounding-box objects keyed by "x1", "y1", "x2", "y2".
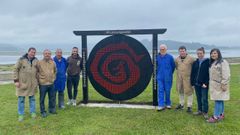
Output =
[{"x1": 87, "y1": 34, "x2": 153, "y2": 100}]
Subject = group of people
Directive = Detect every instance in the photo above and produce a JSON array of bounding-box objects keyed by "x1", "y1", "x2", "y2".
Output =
[
  {"x1": 14, "y1": 45, "x2": 230, "y2": 124},
  {"x1": 156, "y1": 44, "x2": 230, "y2": 123},
  {"x1": 14, "y1": 47, "x2": 82, "y2": 121}
]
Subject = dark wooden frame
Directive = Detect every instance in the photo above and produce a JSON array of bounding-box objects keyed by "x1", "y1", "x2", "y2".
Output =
[{"x1": 73, "y1": 28, "x2": 167, "y2": 106}]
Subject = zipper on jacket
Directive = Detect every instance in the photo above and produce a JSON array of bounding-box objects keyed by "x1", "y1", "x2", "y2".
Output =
[{"x1": 195, "y1": 61, "x2": 202, "y2": 84}]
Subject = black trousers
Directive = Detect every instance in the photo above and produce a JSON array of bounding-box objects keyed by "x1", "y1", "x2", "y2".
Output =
[{"x1": 67, "y1": 75, "x2": 80, "y2": 100}]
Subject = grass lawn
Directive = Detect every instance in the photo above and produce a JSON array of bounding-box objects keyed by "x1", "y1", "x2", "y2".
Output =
[
  {"x1": 0, "y1": 64, "x2": 239, "y2": 135},
  {"x1": 0, "y1": 64, "x2": 14, "y2": 72}
]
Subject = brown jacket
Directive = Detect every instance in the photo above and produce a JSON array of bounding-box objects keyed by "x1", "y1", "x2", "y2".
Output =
[
  {"x1": 13, "y1": 54, "x2": 38, "y2": 96},
  {"x1": 175, "y1": 55, "x2": 195, "y2": 95},
  {"x1": 37, "y1": 59, "x2": 57, "y2": 85},
  {"x1": 67, "y1": 54, "x2": 82, "y2": 76},
  {"x1": 209, "y1": 60, "x2": 230, "y2": 100}
]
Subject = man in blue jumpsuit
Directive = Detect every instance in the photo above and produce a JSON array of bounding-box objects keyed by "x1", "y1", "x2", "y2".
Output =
[
  {"x1": 157, "y1": 44, "x2": 175, "y2": 111},
  {"x1": 53, "y1": 49, "x2": 68, "y2": 109}
]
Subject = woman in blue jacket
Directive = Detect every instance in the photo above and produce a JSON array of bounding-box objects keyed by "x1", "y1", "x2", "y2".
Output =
[
  {"x1": 53, "y1": 49, "x2": 68, "y2": 109},
  {"x1": 157, "y1": 44, "x2": 175, "y2": 111}
]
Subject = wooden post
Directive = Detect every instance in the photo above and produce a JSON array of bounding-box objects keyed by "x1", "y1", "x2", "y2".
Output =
[
  {"x1": 81, "y1": 35, "x2": 88, "y2": 104},
  {"x1": 152, "y1": 34, "x2": 158, "y2": 106}
]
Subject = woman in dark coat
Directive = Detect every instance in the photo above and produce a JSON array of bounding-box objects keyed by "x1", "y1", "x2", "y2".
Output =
[{"x1": 191, "y1": 47, "x2": 209, "y2": 119}]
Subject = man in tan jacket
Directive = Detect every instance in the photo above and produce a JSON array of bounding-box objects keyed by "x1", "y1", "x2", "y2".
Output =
[
  {"x1": 37, "y1": 49, "x2": 57, "y2": 118},
  {"x1": 14, "y1": 47, "x2": 38, "y2": 122},
  {"x1": 175, "y1": 46, "x2": 195, "y2": 113}
]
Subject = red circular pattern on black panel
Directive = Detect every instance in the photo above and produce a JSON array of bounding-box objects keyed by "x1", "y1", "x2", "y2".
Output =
[{"x1": 87, "y1": 34, "x2": 153, "y2": 100}]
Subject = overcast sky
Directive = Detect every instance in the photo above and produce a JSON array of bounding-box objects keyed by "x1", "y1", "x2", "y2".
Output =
[{"x1": 0, "y1": 0, "x2": 239, "y2": 47}]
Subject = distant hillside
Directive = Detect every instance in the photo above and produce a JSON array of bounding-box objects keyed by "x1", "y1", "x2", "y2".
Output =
[
  {"x1": 0, "y1": 40, "x2": 239, "y2": 52},
  {"x1": 141, "y1": 39, "x2": 217, "y2": 50}
]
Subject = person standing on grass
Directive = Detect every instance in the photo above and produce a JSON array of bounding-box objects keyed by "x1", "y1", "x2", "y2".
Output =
[
  {"x1": 207, "y1": 48, "x2": 230, "y2": 123},
  {"x1": 66, "y1": 47, "x2": 83, "y2": 106},
  {"x1": 14, "y1": 47, "x2": 38, "y2": 122},
  {"x1": 53, "y1": 49, "x2": 68, "y2": 109},
  {"x1": 191, "y1": 47, "x2": 210, "y2": 119},
  {"x1": 175, "y1": 46, "x2": 195, "y2": 113},
  {"x1": 156, "y1": 44, "x2": 175, "y2": 111},
  {"x1": 37, "y1": 49, "x2": 57, "y2": 118}
]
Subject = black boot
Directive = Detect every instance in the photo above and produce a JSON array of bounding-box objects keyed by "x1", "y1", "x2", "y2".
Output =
[
  {"x1": 186, "y1": 107, "x2": 192, "y2": 113},
  {"x1": 175, "y1": 104, "x2": 184, "y2": 110}
]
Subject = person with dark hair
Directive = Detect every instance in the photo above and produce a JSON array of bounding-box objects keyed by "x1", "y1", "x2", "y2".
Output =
[
  {"x1": 37, "y1": 49, "x2": 57, "y2": 118},
  {"x1": 53, "y1": 49, "x2": 68, "y2": 109},
  {"x1": 66, "y1": 47, "x2": 83, "y2": 106},
  {"x1": 207, "y1": 48, "x2": 230, "y2": 123},
  {"x1": 175, "y1": 46, "x2": 195, "y2": 113},
  {"x1": 191, "y1": 47, "x2": 209, "y2": 119},
  {"x1": 13, "y1": 47, "x2": 38, "y2": 121},
  {"x1": 156, "y1": 44, "x2": 175, "y2": 111}
]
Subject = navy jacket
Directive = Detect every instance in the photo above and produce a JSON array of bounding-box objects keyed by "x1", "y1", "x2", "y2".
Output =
[
  {"x1": 157, "y1": 53, "x2": 175, "y2": 82},
  {"x1": 53, "y1": 56, "x2": 68, "y2": 91},
  {"x1": 190, "y1": 58, "x2": 210, "y2": 87}
]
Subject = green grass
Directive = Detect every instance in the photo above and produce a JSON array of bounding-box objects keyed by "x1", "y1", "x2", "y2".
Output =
[
  {"x1": 0, "y1": 64, "x2": 14, "y2": 72},
  {"x1": 0, "y1": 65, "x2": 239, "y2": 135}
]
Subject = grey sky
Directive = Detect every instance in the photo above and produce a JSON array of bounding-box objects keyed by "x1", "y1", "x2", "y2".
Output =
[{"x1": 0, "y1": 0, "x2": 239, "y2": 46}]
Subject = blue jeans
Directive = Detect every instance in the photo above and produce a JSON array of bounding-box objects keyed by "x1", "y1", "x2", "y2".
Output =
[
  {"x1": 158, "y1": 79, "x2": 172, "y2": 107},
  {"x1": 195, "y1": 85, "x2": 209, "y2": 113},
  {"x1": 214, "y1": 100, "x2": 224, "y2": 117},
  {"x1": 18, "y1": 96, "x2": 36, "y2": 115},
  {"x1": 39, "y1": 84, "x2": 56, "y2": 114}
]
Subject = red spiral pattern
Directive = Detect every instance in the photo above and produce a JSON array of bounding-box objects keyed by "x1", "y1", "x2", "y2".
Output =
[{"x1": 90, "y1": 43, "x2": 144, "y2": 94}]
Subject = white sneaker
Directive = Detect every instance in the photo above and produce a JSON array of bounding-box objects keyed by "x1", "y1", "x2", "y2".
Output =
[
  {"x1": 67, "y1": 99, "x2": 72, "y2": 105},
  {"x1": 157, "y1": 107, "x2": 165, "y2": 111},
  {"x1": 166, "y1": 106, "x2": 172, "y2": 109},
  {"x1": 72, "y1": 100, "x2": 77, "y2": 106}
]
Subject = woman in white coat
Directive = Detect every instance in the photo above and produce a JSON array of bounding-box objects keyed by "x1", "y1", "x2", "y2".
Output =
[{"x1": 207, "y1": 48, "x2": 230, "y2": 123}]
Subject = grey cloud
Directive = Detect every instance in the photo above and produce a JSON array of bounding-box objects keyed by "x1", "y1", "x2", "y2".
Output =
[{"x1": 0, "y1": 0, "x2": 239, "y2": 46}]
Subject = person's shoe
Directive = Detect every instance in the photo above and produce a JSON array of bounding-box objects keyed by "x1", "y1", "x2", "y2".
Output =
[
  {"x1": 31, "y1": 112, "x2": 37, "y2": 119},
  {"x1": 18, "y1": 115, "x2": 24, "y2": 122},
  {"x1": 49, "y1": 111, "x2": 57, "y2": 115},
  {"x1": 166, "y1": 106, "x2": 172, "y2": 109},
  {"x1": 72, "y1": 100, "x2": 77, "y2": 106},
  {"x1": 207, "y1": 116, "x2": 218, "y2": 123},
  {"x1": 157, "y1": 107, "x2": 165, "y2": 111},
  {"x1": 186, "y1": 107, "x2": 192, "y2": 113},
  {"x1": 175, "y1": 104, "x2": 184, "y2": 110},
  {"x1": 218, "y1": 113, "x2": 224, "y2": 121},
  {"x1": 67, "y1": 99, "x2": 72, "y2": 105},
  {"x1": 41, "y1": 112, "x2": 47, "y2": 118},
  {"x1": 203, "y1": 113, "x2": 209, "y2": 119},
  {"x1": 59, "y1": 105, "x2": 65, "y2": 109},
  {"x1": 193, "y1": 111, "x2": 202, "y2": 116}
]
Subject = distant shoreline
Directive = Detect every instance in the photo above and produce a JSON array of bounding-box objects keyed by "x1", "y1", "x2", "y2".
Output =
[{"x1": 1, "y1": 57, "x2": 240, "y2": 66}]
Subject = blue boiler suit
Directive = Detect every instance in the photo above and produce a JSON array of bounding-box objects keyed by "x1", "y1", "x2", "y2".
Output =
[
  {"x1": 53, "y1": 56, "x2": 67, "y2": 92},
  {"x1": 157, "y1": 53, "x2": 175, "y2": 107}
]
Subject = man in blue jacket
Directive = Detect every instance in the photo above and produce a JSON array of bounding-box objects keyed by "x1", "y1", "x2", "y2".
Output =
[
  {"x1": 157, "y1": 44, "x2": 175, "y2": 111},
  {"x1": 53, "y1": 49, "x2": 68, "y2": 109}
]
